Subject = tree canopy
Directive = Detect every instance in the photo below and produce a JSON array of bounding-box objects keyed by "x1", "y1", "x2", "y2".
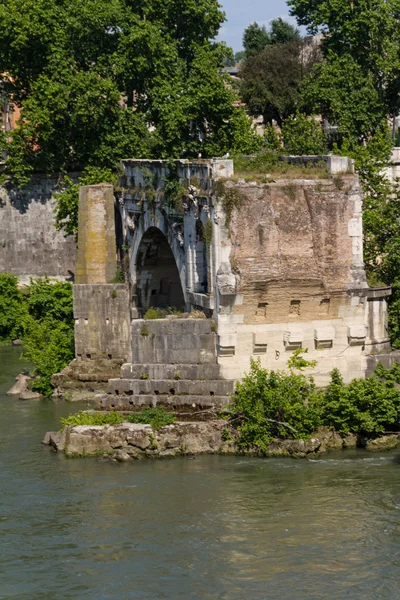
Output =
[
  {"x1": 240, "y1": 40, "x2": 319, "y2": 125},
  {"x1": 0, "y1": 0, "x2": 260, "y2": 185},
  {"x1": 243, "y1": 18, "x2": 300, "y2": 59},
  {"x1": 289, "y1": 0, "x2": 400, "y2": 147}
]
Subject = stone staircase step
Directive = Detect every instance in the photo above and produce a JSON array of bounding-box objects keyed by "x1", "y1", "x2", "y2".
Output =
[
  {"x1": 107, "y1": 378, "x2": 235, "y2": 397},
  {"x1": 120, "y1": 363, "x2": 222, "y2": 381},
  {"x1": 96, "y1": 394, "x2": 232, "y2": 411}
]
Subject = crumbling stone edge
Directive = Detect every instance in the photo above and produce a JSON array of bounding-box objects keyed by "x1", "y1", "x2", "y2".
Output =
[{"x1": 42, "y1": 421, "x2": 400, "y2": 460}]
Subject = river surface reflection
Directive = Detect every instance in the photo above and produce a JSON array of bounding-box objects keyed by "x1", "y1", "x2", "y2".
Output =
[{"x1": 1, "y1": 347, "x2": 400, "y2": 599}]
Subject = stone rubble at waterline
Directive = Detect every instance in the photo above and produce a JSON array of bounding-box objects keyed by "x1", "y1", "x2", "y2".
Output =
[{"x1": 42, "y1": 421, "x2": 400, "y2": 459}]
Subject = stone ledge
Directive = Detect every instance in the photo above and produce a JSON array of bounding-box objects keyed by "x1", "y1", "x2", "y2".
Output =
[{"x1": 43, "y1": 423, "x2": 400, "y2": 459}]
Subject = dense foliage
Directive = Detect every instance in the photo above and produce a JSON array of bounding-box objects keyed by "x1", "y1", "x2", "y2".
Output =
[
  {"x1": 0, "y1": 274, "x2": 74, "y2": 396},
  {"x1": 230, "y1": 351, "x2": 320, "y2": 452},
  {"x1": 0, "y1": 274, "x2": 27, "y2": 342},
  {"x1": 243, "y1": 19, "x2": 300, "y2": 58},
  {"x1": 229, "y1": 353, "x2": 400, "y2": 452},
  {"x1": 240, "y1": 21, "x2": 318, "y2": 125},
  {"x1": 0, "y1": 0, "x2": 260, "y2": 189}
]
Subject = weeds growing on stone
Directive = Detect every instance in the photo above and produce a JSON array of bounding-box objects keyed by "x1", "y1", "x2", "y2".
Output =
[
  {"x1": 127, "y1": 407, "x2": 176, "y2": 429},
  {"x1": 60, "y1": 411, "x2": 124, "y2": 429}
]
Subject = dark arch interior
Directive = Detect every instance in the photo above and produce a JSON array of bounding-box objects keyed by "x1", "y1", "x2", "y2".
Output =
[{"x1": 136, "y1": 227, "x2": 185, "y2": 313}]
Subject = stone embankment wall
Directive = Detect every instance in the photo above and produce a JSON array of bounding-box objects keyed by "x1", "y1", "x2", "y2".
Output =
[{"x1": 0, "y1": 176, "x2": 76, "y2": 283}]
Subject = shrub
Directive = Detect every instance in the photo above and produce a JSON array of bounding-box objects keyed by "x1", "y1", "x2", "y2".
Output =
[
  {"x1": 144, "y1": 307, "x2": 169, "y2": 319},
  {"x1": 22, "y1": 317, "x2": 75, "y2": 396},
  {"x1": 23, "y1": 278, "x2": 73, "y2": 325},
  {"x1": 128, "y1": 407, "x2": 176, "y2": 430},
  {"x1": 0, "y1": 273, "x2": 28, "y2": 342},
  {"x1": 320, "y1": 367, "x2": 400, "y2": 435},
  {"x1": 230, "y1": 351, "x2": 321, "y2": 452},
  {"x1": 60, "y1": 411, "x2": 124, "y2": 429}
]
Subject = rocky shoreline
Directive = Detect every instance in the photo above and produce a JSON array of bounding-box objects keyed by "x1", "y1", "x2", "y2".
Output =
[{"x1": 42, "y1": 421, "x2": 400, "y2": 460}]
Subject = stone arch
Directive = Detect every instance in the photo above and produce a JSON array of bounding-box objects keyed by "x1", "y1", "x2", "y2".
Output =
[{"x1": 133, "y1": 226, "x2": 186, "y2": 313}]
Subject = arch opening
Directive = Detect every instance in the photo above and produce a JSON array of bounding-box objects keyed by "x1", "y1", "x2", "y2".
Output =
[{"x1": 135, "y1": 227, "x2": 185, "y2": 313}]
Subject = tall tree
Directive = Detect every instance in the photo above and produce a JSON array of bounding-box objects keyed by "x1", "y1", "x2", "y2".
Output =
[
  {"x1": 240, "y1": 40, "x2": 319, "y2": 125},
  {"x1": 289, "y1": 0, "x2": 400, "y2": 146},
  {"x1": 243, "y1": 23, "x2": 270, "y2": 58},
  {"x1": 0, "y1": 0, "x2": 260, "y2": 186},
  {"x1": 269, "y1": 17, "x2": 300, "y2": 45}
]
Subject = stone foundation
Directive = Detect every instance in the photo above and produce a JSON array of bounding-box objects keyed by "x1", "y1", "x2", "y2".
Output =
[
  {"x1": 43, "y1": 422, "x2": 400, "y2": 459},
  {"x1": 96, "y1": 318, "x2": 235, "y2": 411}
]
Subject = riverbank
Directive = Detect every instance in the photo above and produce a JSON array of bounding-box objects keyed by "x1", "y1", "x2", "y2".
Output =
[{"x1": 43, "y1": 418, "x2": 400, "y2": 460}]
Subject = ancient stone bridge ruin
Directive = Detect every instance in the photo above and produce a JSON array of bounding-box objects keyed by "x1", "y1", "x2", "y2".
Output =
[{"x1": 72, "y1": 155, "x2": 392, "y2": 409}]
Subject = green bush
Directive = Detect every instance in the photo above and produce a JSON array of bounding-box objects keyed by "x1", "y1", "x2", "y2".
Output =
[
  {"x1": 230, "y1": 351, "x2": 321, "y2": 452},
  {"x1": 320, "y1": 367, "x2": 400, "y2": 435},
  {"x1": 128, "y1": 407, "x2": 176, "y2": 430},
  {"x1": 0, "y1": 273, "x2": 28, "y2": 342},
  {"x1": 23, "y1": 277, "x2": 73, "y2": 325},
  {"x1": 22, "y1": 318, "x2": 75, "y2": 396},
  {"x1": 60, "y1": 411, "x2": 124, "y2": 429},
  {"x1": 144, "y1": 307, "x2": 169, "y2": 319},
  {"x1": 0, "y1": 275, "x2": 75, "y2": 396}
]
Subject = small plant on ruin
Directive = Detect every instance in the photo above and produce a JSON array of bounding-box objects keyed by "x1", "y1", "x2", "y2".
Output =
[
  {"x1": 212, "y1": 181, "x2": 247, "y2": 227},
  {"x1": 163, "y1": 161, "x2": 186, "y2": 213},
  {"x1": 333, "y1": 176, "x2": 345, "y2": 190},
  {"x1": 140, "y1": 372, "x2": 149, "y2": 380},
  {"x1": 128, "y1": 407, "x2": 176, "y2": 430},
  {"x1": 60, "y1": 411, "x2": 124, "y2": 429},
  {"x1": 174, "y1": 372, "x2": 180, "y2": 380},
  {"x1": 144, "y1": 307, "x2": 168, "y2": 319},
  {"x1": 283, "y1": 183, "x2": 296, "y2": 200},
  {"x1": 140, "y1": 324, "x2": 149, "y2": 336},
  {"x1": 110, "y1": 268, "x2": 124, "y2": 284}
]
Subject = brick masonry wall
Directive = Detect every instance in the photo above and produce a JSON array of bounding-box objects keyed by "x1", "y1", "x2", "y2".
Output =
[{"x1": 228, "y1": 175, "x2": 365, "y2": 325}]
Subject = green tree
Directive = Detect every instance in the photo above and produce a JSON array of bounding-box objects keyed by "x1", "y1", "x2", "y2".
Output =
[
  {"x1": 289, "y1": 0, "x2": 400, "y2": 146},
  {"x1": 269, "y1": 17, "x2": 300, "y2": 45},
  {"x1": 0, "y1": 0, "x2": 256, "y2": 189},
  {"x1": 282, "y1": 113, "x2": 326, "y2": 155},
  {"x1": 240, "y1": 40, "x2": 318, "y2": 125},
  {"x1": 243, "y1": 22, "x2": 270, "y2": 58}
]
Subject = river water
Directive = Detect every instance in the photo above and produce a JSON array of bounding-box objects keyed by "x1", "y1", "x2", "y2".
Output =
[{"x1": 1, "y1": 347, "x2": 400, "y2": 599}]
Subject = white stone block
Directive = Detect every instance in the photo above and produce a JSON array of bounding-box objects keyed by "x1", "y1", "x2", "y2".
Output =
[
  {"x1": 348, "y1": 325, "x2": 367, "y2": 339},
  {"x1": 348, "y1": 218, "x2": 362, "y2": 237},
  {"x1": 218, "y1": 334, "x2": 237, "y2": 348},
  {"x1": 314, "y1": 326, "x2": 335, "y2": 342},
  {"x1": 254, "y1": 332, "x2": 269, "y2": 345},
  {"x1": 283, "y1": 329, "x2": 304, "y2": 344}
]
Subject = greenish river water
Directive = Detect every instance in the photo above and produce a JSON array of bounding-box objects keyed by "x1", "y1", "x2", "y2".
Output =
[{"x1": 1, "y1": 346, "x2": 400, "y2": 599}]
